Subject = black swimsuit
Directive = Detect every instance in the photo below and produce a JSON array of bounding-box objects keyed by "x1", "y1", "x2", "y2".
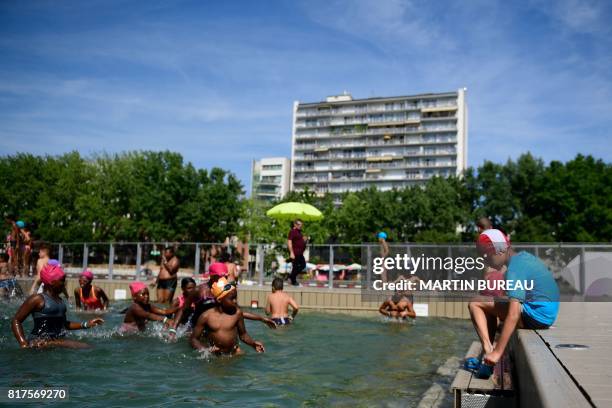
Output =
[
  {"x1": 31, "y1": 293, "x2": 67, "y2": 339},
  {"x1": 157, "y1": 278, "x2": 177, "y2": 291}
]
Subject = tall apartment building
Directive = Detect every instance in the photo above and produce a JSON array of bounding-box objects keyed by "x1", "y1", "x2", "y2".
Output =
[
  {"x1": 291, "y1": 89, "x2": 467, "y2": 195},
  {"x1": 251, "y1": 157, "x2": 291, "y2": 202}
]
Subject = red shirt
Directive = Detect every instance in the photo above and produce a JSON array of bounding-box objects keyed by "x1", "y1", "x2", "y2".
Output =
[{"x1": 288, "y1": 228, "x2": 306, "y2": 256}]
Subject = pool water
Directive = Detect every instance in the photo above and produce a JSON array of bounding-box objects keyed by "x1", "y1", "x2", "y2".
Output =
[{"x1": 1, "y1": 299, "x2": 474, "y2": 407}]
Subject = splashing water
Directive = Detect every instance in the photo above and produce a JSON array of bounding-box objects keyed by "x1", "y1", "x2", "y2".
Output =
[{"x1": 1, "y1": 300, "x2": 474, "y2": 407}]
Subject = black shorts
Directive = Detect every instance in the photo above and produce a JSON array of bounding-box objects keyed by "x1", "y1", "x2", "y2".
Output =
[
  {"x1": 521, "y1": 309, "x2": 550, "y2": 330},
  {"x1": 157, "y1": 278, "x2": 177, "y2": 291},
  {"x1": 272, "y1": 317, "x2": 292, "y2": 326}
]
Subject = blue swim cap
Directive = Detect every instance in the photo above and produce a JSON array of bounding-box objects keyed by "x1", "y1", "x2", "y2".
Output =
[
  {"x1": 16, "y1": 220, "x2": 25, "y2": 228},
  {"x1": 377, "y1": 232, "x2": 387, "y2": 240}
]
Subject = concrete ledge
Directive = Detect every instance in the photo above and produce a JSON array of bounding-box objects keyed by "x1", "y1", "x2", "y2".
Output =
[{"x1": 512, "y1": 329, "x2": 590, "y2": 408}]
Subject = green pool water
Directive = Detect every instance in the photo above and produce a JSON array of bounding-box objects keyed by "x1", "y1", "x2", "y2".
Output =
[{"x1": 1, "y1": 300, "x2": 474, "y2": 407}]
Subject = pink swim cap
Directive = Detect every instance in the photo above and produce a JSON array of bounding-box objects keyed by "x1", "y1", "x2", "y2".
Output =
[
  {"x1": 209, "y1": 262, "x2": 228, "y2": 277},
  {"x1": 129, "y1": 281, "x2": 147, "y2": 296},
  {"x1": 81, "y1": 269, "x2": 94, "y2": 281},
  {"x1": 40, "y1": 262, "x2": 66, "y2": 285}
]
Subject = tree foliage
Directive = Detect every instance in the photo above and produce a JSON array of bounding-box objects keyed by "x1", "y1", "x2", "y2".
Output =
[
  {"x1": 1, "y1": 151, "x2": 610, "y2": 244},
  {"x1": 0, "y1": 151, "x2": 244, "y2": 242}
]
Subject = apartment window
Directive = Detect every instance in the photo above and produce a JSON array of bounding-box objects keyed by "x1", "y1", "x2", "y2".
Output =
[
  {"x1": 262, "y1": 164, "x2": 283, "y2": 171},
  {"x1": 369, "y1": 114, "x2": 383, "y2": 123}
]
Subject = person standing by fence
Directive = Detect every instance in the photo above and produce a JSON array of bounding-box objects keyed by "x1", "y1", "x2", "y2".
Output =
[{"x1": 287, "y1": 219, "x2": 308, "y2": 287}]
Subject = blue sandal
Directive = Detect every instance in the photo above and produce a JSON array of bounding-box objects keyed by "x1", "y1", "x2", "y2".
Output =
[
  {"x1": 475, "y1": 362, "x2": 494, "y2": 379},
  {"x1": 463, "y1": 357, "x2": 480, "y2": 371}
]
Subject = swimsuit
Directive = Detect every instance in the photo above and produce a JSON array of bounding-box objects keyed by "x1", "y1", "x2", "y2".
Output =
[
  {"x1": 30, "y1": 293, "x2": 67, "y2": 339},
  {"x1": 272, "y1": 317, "x2": 291, "y2": 326},
  {"x1": 157, "y1": 278, "x2": 178, "y2": 291},
  {"x1": 177, "y1": 294, "x2": 197, "y2": 325},
  {"x1": 79, "y1": 285, "x2": 104, "y2": 310}
]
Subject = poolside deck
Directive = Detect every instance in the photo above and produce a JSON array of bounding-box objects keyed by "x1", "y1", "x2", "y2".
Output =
[
  {"x1": 507, "y1": 303, "x2": 612, "y2": 408},
  {"x1": 538, "y1": 303, "x2": 612, "y2": 407}
]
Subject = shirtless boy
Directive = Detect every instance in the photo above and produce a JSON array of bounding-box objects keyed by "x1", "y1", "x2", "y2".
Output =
[
  {"x1": 191, "y1": 277, "x2": 264, "y2": 355},
  {"x1": 379, "y1": 291, "x2": 416, "y2": 320},
  {"x1": 30, "y1": 244, "x2": 50, "y2": 294},
  {"x1": 265, "y1": 278, "x2": 299, "y2": 326},
  {"x1": 173, "y1": 263, "x2": 275, "y2": 331}
]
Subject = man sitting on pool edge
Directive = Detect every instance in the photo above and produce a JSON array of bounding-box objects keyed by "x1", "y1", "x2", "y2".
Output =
[
  {"x1": 468, "y1": 229, "x2": 559, "y2": 377},
  {"x1": 190, "y1": 277, "x2": 265, "y2": 355}
]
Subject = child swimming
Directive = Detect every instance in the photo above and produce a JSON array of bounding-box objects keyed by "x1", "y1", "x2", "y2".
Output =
[
  {"x1": 171, "y1": 264, "x2": 276, "y2": 335},
  {"x1": 265, "y1": 277, "x2": 299, "y2": 325},
  {"x1": 190, "y1": 277, "x2": 265, "y2": 355},
  {"x1": 378, "y1": 292, "x2": 416, "y2": 320},
  {"x1": 170, "y1": 277, "x2": 198, "y2": 326},
  {"x1": 120, "y1": 282, "x2": 174, "y2": 334},
  {"x1": 74, "y1": 269, "x2": 109, "y2": 311},
  {"x1": 11, "y1": 262, "x2": 104, "y2": 349}
]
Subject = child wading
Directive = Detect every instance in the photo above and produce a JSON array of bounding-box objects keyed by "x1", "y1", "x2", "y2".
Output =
[
  {"x1": 120, "y1": 282, "x2": 174, "y2": 334},
  {"x1": 265, "y1": 277, "x2": 299, "y2": 326},
  {"x1": 74, "y1": 269, "x2": 109, "y2": 311},
  {"x1": 191, "y1": 277, "x2": 265, "y2": 355},
  {"x1": 11, "y1": 262, "x2": 104, "y2": 349}
]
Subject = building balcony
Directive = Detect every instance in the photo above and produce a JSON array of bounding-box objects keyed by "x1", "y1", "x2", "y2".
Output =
[{"x1": 421, "y1": 105, "x2": 457, "y2": 113}]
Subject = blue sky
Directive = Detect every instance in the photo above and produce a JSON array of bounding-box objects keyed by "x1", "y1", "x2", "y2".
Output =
[{"x1": 1, "y1": 0, "x2": 611, "y2": 194}]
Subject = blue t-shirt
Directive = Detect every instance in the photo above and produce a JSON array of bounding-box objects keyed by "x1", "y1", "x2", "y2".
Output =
[{"x1": 506, "y1": 251, "x2": 559, "y2": 326}]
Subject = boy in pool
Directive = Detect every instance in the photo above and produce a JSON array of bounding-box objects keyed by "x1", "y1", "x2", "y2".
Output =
[
  {"x1": 378, "y1": 294, "x2": 416, "y2": 320},
  {"x1": 30, "y1": 243, "x2": 50, "y2": 294},
  {"x1": 172, "y1": 264, "x2": 276, "y2": 334},
  {"x1": 74, "y1": 269, "x2": 109, "y2": 311},
  {"x1": 265, "y1": 277, "x2": 299, "y2": 325},
  {"x1": 191, "y1": 277, "x2": 265, "y2": 355},
  {"x1": 11, "y1": 263, "x2": 104, "y2": 349},
  {"x1": 378, "y1": 275, "x2": 417, "y2": 320},
  {"x1": 120, "y1": 282, "x2": 174, "y2": 334}
]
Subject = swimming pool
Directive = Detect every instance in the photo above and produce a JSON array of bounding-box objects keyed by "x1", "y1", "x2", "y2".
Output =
[{"x1": 1, "y1": 300, "x2": 474, "y2": 407}]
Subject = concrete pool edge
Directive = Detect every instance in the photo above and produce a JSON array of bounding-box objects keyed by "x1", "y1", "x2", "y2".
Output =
[{"x1": 511, "y1": 328, "x2": 591, "y2": 408}]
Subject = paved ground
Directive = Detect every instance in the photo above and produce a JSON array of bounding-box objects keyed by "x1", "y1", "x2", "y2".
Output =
[{"x1": 537, "y1": 302, "x2": 612, "y2": 407}]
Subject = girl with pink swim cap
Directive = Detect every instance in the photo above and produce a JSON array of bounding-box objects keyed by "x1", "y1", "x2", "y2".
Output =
[
  {"x1": 119, "y1": 282, "x2": 175, "y2": 334},
  {"x1": 11, "y1": 263, "x2": 104, "y2": 349},
  {"x1": 74, "y1": 269, "x2": 109, "y2": 311}
]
